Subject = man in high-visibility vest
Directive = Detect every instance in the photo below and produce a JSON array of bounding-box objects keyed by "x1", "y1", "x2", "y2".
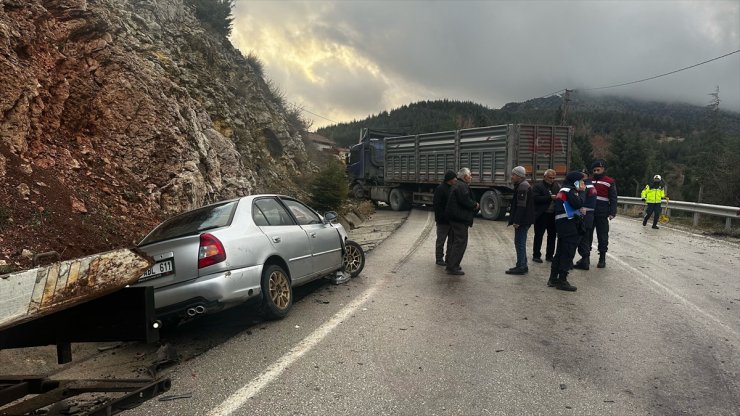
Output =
[{"x1": 641, "y1": 174, "x2": 668, "y2": 229}]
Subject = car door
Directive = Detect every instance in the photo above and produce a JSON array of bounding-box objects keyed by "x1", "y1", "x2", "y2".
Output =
[
  {"x1": 281, "y1": 198, "x2": 343, "y2": 275},
  {"x1": 252, "y1": 197, "x2": 313, "y2": 281}
]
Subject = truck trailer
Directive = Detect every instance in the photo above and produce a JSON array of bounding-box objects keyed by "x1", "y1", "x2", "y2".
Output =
[{"x1": 347, "y1": 124, "x2": 573, "y2": 220}]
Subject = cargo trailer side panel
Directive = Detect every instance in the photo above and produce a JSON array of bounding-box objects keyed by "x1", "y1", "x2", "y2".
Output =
[{"x1": 458, "y1": 125, "x2": 511, "y2": 187}]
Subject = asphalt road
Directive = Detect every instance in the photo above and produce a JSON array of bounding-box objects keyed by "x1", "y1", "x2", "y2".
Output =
[{"x1": 115, "y1": 208, "x2": 740, "y2": 416}]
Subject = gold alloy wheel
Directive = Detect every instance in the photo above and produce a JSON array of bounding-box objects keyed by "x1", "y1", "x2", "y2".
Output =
[
  {"x1": 268, "y1": 270, "x2": 291, "y2": 310},
  {"x1": 344, "y1": 244, "x2": 362, "y2": 274}
]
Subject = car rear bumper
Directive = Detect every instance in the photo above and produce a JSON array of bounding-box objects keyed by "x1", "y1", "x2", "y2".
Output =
[{"x1": 151, "y1": 265, "x2": 263, "y2": 316}]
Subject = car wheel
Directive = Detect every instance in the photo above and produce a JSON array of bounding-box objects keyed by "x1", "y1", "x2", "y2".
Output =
[
  {"x1": 343, "y1": 240, "x2": 365, "y2": 277},
  {"x1": 261, "y1": 264, "x2": 292, "y2": 320}
]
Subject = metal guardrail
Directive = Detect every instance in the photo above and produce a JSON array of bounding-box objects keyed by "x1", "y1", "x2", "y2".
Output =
[{"x1": 618, "y1": 196, "x2": 740, "y2": 230}]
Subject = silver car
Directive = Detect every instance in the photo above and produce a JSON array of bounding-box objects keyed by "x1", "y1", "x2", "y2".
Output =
[{"x1": 133, "y1": 195, "x2": 365, "y2": 322}]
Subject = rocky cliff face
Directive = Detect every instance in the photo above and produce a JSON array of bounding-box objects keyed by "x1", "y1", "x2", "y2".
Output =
[{"x1": 0, "y1": 0, "x2": 313, "y2": 268}]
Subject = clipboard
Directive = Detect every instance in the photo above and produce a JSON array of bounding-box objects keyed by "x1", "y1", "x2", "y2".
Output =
[{"x1": 563, "y1": 200, "x2": 583, "y2": 219}]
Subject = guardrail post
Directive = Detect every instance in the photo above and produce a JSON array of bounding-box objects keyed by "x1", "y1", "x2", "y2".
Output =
[
  {"x1": 693, "y1": 212, "x2": 700, "y2": 227},
  {"x1": 726, "y1": 217, "x2": 732, "y2": 232}
]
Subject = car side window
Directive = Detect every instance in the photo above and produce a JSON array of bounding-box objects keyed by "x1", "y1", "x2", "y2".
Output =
[
  {"x1": 253, "y1": 198, "x2": 295, "y2": 226},
  {"x1": 282, "y1": 199, "x2": 323, "y2": 225}
]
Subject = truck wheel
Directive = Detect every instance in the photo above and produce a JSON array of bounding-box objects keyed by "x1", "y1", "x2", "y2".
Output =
[
  {"x1": 480, "y1": 189, "x2": 505, "y2": 220},
  {"x1": 352, "y1": 183, "x2": 364, "y2": 199},
  {"x1": 389, "y1": 188, "x2": 409, "y2": 211}
]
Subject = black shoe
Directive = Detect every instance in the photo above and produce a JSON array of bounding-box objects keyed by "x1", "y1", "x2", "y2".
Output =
[
  {"x1": 505, "y1": 267, "x2": 527, "y2": 275},
  {"x1": 652, "y1": 225, "x2": 659, "y2": 229},
  {"x1": 532, "y1": 257, "x2": 543, "y2": 263},
  {"x1": 556, "y1": 280, "x2": 577, "y2": 291},
  {"x1": 547, "y1": 271, "x2": 558, "y2": 287},
  {"x1": 643, "y1": 221, "x2": 647, "y2": 226},
  {"x1": 446, "y1": 268, "x2": 464, "y2": 275},
  {"x1": 597, "y1": 254, "x2": 606, "y2": 268},
  {"x1": 573, "y1": 260, "x2": 589, "y2": 270},
  {"x1": 436, "y1": 260, "x2": 446, "y2": 266}
]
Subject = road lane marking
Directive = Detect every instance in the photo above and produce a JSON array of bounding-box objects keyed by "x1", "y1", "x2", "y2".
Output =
[
  {"x1": 607, "y1": 253, "x2": 739, "y2": 340},
  {"x1": 208, "y1": 284, "x2": 380, "y2": 416},
  {"x1": 208, "y1": 211, "x2": 433, "y2": 416}
]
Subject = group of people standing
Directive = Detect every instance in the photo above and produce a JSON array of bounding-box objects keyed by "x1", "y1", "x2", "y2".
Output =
[{"x1": 434, "y1": 160, "x2": 667, "y2": 293}]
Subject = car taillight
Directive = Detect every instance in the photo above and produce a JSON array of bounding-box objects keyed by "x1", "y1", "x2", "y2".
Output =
[{"x1": 198, "y1": 233, "x2": 226, "y2": 269}]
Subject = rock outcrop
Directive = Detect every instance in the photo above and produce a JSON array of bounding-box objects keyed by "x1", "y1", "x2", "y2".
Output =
[{"x1": 0, "y1": 0, "x2": 314, "y2": 267}]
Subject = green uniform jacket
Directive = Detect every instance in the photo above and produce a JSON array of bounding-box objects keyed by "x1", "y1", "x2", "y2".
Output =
[{"x1": 641, "y1": 185, "x2": 665, "y2": 203}]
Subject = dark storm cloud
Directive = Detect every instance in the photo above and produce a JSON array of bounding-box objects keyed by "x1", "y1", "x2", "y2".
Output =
[{"x1": 231, "y1": 1, "x2": 740, "y2": 128}]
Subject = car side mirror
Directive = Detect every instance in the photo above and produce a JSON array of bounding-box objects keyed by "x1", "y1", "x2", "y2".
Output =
[{"x1": 324, "y1": 211, "x2": 338, "y2": 223}]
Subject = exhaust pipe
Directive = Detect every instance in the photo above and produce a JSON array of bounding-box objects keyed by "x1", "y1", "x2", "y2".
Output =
[
  {"x1": 195, "y1": 305, "x2": 206, "y2": 314},
  {"x1": 186, "y1": 307, "x2": 197, "y2": 317}
]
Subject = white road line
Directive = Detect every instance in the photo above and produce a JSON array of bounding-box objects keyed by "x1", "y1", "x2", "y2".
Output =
[
  {"x1": 208, "y1": 283, "x2": 380, "y2": 416},
  {"x1": 607, "y1": 252, "x2": 739, "y2": 340}
]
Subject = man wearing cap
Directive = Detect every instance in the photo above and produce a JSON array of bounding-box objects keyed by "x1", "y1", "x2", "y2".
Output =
[
  {"x1": 641, "y1": 174, "x2": 668, "y2": 229},
  {"x1": 433, "y1": 170, "x2": 458, "y2": 265},
  {"x1": 506, "y1": 166, "x2": 535, "y2": 275},
  {"x1": 587, "y1": 160, "x2": 618, "y2": 268},
  {"x1": 445, "y1": 167, "x2": 479, "y2": 275}
]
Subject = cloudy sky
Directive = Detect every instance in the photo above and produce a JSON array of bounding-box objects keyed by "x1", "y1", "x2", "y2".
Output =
[{"x1": 230, "y1": 0, "x2": 740, "y2": 130}]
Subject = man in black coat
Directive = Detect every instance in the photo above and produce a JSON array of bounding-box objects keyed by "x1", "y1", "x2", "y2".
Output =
[
  {"x1": 444, "y1": 167, "x2": 479, "y2": 275},
  {"x1": 531, "y1": 169, "x2": 560, "y2": 263},
  {"x1": 433, "y1": 170, "x2": 457, "y2": 266}
]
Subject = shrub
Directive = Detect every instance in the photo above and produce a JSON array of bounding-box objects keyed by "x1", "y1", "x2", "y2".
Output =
[
  {"x1": 185, "y1": 0, "x2": 235, "y2": 37},
  {"x1": 309, "y1": 161, "x2": 347, "y2": 213}
]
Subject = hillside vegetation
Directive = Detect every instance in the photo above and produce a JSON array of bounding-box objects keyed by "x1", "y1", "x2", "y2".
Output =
[{"x1": 317, "y1": 93, "x2": 740, "y2": 206}]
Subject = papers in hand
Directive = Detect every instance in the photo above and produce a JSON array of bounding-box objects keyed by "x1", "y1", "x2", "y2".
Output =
[{"x1": 563, "y1": 200, "x2": 584, "y2": 219}]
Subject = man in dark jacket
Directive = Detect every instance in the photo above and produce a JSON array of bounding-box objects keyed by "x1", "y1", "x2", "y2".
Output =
[
  {"x1": 548, "y1": 171, "x2": 586, "y2": 291},
  {"x1": 433, "y1": 170, "x2": 457, "y2": 266},
  {"x1": 506, "y1": 166, "x2": 535, "y2": 275},
  {"x1": 532, "y1": 169, "x2": 560, "y2": 263},
  {"x1": 444, "y1": 167, "x2": 479, "y2": 275},
  {"x1": 588, "y1": 160, "x2": 618, "y2": 268}
]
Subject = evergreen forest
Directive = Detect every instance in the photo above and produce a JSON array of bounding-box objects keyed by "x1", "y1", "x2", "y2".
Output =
[{"x1": 316, "y1": 92, "x2": 740, "y2": 207}]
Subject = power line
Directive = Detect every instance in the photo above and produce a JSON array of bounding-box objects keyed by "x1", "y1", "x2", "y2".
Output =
[
  {"x1": 582, "y1": 49, "x2": 740, "y2": 91},
  {"x1": 535, "y1": 49, "x2": 739, "y2": 99},
  {"x1": 298, "y1": 107, "x2": 338, "y2": 124}
]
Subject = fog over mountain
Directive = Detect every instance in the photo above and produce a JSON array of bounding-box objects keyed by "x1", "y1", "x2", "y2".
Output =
[{"x1": 230, "y1": 0, "x2": 740, "y2": 129}]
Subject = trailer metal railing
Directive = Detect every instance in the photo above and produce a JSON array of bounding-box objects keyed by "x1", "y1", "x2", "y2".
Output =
[{"x1": 618, "y1": 197, "x2": 740, "y2": 231}]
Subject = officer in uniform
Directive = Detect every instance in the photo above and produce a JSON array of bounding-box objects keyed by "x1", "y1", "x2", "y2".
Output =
[
  {"x1": 641, "y1": 174, "x2": 667, "y2": 229},
  {"x1": 587, "y1": 160, "x2": 617, "y2": 268},
  {"x1": 573, "y1": 172, "x2": 597, "y2": 270},
  {"x1": 548, "y1": 171, "x2": 586, "y2": 292}
]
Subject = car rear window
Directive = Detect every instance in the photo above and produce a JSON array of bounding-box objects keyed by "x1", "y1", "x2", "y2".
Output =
[{"x1": 139, "y1": 201, "x2": 238, "y2": 246}]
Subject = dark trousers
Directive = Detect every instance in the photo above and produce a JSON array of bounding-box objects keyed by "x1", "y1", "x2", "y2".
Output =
[
  {"x1": 446, "y1": 221, "x2": 469, "y2": 270},
  {"x1": 514, "y1": 225, "x2": 530, "y2": 268},
  {"x1": 579, "y1": 216, "x2": 610, "y2": 257},
  {"x1": 435, "y1": 223, "x2": 454, "y2": 261},
  {"x1": 643, "y1": 204, "x2": 662, "y2": 226},
  {"x1": 533, "y1": 213, "x2": 556, "y2": 259},
  {"x1": 594, "y1": 216, "x2": 610, "y2": 254},
  {"x1": 552, "y1": 233, "x2": 580, "y2": 273}
]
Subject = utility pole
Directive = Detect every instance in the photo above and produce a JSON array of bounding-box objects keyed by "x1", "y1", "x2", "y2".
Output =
[{"x1": 560, "y1": 89, "x2": 572, "y2": 125}]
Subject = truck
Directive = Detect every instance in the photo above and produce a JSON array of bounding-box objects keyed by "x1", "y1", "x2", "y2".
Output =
[{"x1": 346, "y1": 124, "x2": 573, "y2": 220}]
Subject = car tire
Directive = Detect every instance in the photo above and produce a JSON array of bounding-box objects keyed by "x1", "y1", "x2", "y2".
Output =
[
  {"x1": 261, "y1": 264, "x2": 292, "y2": 320},
  {"x1": 343, "y1": 240, "x2": 365, "y2": 277}
]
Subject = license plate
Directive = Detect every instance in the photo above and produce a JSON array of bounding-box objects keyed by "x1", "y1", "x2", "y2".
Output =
[{"x1": 139, "y1": 259, "x2": 175, "y2": 282}]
